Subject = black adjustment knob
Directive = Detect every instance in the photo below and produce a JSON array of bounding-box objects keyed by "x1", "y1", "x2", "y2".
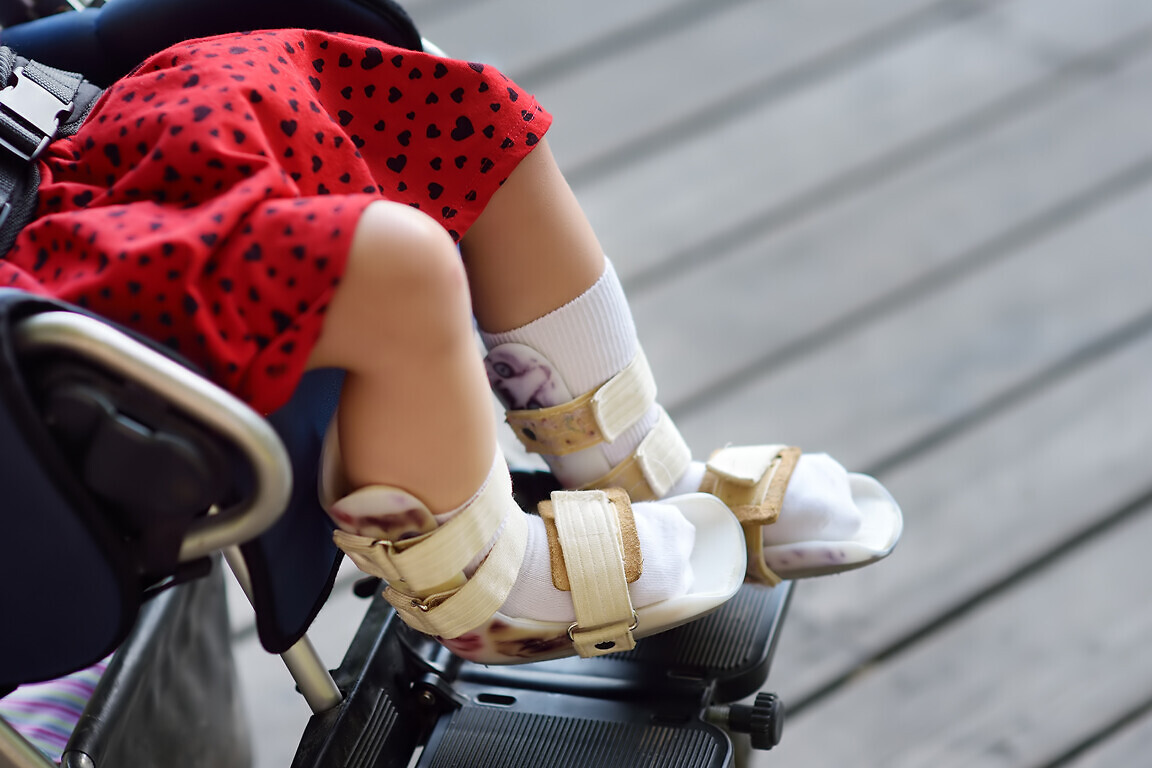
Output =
[{"x1": 728, "y1": 692, "x2": 784, "y2": 750}]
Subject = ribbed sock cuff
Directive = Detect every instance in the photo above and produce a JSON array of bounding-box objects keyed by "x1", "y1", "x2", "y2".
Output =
[{"x1": 479, "y1": 259, "x2": 636, "y2": 395}]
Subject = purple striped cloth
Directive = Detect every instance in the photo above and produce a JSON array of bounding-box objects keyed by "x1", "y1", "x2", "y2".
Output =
[{"x1": 0, "y1": 659, "x2": 109, "y2": 763}]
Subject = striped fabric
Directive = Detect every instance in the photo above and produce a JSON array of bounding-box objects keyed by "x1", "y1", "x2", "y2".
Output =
[{"x1": 0, "y1": 658, "x2": 109, "y2": 763}]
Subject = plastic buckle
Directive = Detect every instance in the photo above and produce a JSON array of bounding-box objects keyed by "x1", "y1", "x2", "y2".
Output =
[{"x1": 0, "y1": 67, "x2": 73, "y2": 163}]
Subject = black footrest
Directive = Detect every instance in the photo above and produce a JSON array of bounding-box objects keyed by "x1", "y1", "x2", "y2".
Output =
[
  {"x1": 293, "y1": 580, "x2": 791, "y2": 768},
  {"x1": 417, "y1": 686, "x2": 730, "y2": 768}
]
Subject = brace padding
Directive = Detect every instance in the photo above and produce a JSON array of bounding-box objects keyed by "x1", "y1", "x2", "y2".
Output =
[
  {"x1": 504, "y1": 348, "x2": 657, "y2": 456},
  {"x1": 581, "y1": 408, "x2": 691, "y2": 501}
]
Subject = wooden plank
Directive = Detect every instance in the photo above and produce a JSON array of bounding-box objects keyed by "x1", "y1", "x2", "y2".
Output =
[
  {"x1": 764, "y1": 322, "x2": 1152, "y2": 704},
  {"x1": 680, "y1": 176, "x2": 1152, "y2": 701},
  {"x1": 995, "y1": 0, "x2": 1152, "y2": 53},
  {"x1": 514, "y1": 0, "x2": 942, "y2": 171},
  {"x1": 1062, "y1": 706, "x2": 1152, "y2": 768},
  {"x1": 567, "y1": 0, "x2": 1152, "y2": 284},
  {"x1": 408, "y1": 0, "x2": 692, "y2": 76},
  {"x1": 751, "y1": 501, "x2": 1152, "y2": 767},
  {"x1": 674, "y1": 171, "x2": 1152, "y2": 465},
  {"x1": 632, "y1": 36, "x2": 1152, "y2": 407},
  {"x1": 408, "y1": 0, "x2": 1152, "y2": 107},
  {"x1": 570, "y1": 1, "x2": 1051, "y2": 281}
]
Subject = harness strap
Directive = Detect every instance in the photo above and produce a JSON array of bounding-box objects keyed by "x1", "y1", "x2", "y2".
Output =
[
  {"x1": 0, "y1": 47, "x2": 101, "y2": 255},
  {"x1": 0, "y1": 58, "x2": 78, "y2": 163}
]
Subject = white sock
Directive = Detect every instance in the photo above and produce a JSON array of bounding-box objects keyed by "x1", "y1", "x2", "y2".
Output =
[
  {"x1": 667, "y1": 455, "x2": 863, "y2": 547},
  {"x1": 480, "y1": 260, "x2": 635, "y2": 396},
  {"x1": 479, "y1": 260, "x2": 659, "y2": 486},
  {"x1": 763, "y1": 454, "x2": 862, "y2": 546},
  {"x1": 475, "y1": 448, "x2": 697, "y2": 619}
]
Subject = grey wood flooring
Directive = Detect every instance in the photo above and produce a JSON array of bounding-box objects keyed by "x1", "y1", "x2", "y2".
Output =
[{"x1": 232, "y1": 2, "x2": 1152, "y2": 765}]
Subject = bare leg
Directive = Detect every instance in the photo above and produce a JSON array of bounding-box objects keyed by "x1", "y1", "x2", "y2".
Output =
[
  {"x1": 460, "y1": 139, "x2": 604, "y2": 334},
  {"x1": 307, "y1": 200, "x2": 494, "y2": 513}
]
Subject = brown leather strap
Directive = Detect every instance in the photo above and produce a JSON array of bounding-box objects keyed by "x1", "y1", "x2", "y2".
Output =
[
  {"x1": 700, "y1": 445, "x2": 801, "y2": 585},
  {"x1": 504, "y1": 348, "x2": 657, "y2": 456},
  {"x1": 538, "y1": 487, "x2": 641, "y2": 591}
]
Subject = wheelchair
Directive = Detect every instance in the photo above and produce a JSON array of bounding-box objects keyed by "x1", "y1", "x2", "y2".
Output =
[{"x1": 0, "y1": 2, "x2": 792, "y2": 766}]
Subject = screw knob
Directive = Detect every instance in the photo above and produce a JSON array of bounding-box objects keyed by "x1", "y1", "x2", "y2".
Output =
[{"x1": 727, "y1": 692, "x2": 784, "y2": 750}]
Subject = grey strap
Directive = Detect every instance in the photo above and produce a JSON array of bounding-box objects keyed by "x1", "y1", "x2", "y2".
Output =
[
  {"x1": 0, "y1": 54, "x2": 82, "y2": 163},
  {"x1": 0, "y1": 47, "x2": 99, "y2": 255}
]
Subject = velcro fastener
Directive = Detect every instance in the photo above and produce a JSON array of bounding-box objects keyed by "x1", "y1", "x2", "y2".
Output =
[
  {"x1": 590, "y1": 347, "x2": 657, "y2": 442},
  {"x1": 384, "y1": 510, "x2": 528, "y2": 639},
  {"x1": 700, "y1": 445, "x2": 800, "y2": 526},
  {"x1": 539, "y1": 487, "x2": 641, "y2": 590},
  {"x1": 546, "y1": 489, "x2": 638, "y2": 657},
  {"x1": 504, "y1": 348, "x2": 657, "y2": 456},
  {"x1": 332, "y1": 467, "x2": 513, "y2": 594},
  {"x1": 582, "y1": 408, "x2": 691, "y2": 501},
  {"x1": 700, "y1": 445, "x2": 801, "y2": 586}
]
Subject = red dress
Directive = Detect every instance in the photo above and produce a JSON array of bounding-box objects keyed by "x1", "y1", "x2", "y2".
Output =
[{"x1": 0, "y1": 29, "x2": 551, "y2": 414}]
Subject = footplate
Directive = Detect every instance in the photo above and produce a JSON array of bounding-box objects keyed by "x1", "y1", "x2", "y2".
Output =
[
  {"x1": 416, "y1": 686, "x2": 731, "y2": 768},
  {"x1": 291, "y1": 578, "x2": 790, "y2": 768}
]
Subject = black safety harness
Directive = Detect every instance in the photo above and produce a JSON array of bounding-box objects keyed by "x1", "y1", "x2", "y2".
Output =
[{"x1": 0, "y1": 46, "x2": 103, "y2": 254}]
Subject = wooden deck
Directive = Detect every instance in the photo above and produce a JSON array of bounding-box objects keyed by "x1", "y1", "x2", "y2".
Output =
[{"x1": 231, "y1": 1, "x2": 1152, "y2": 765}]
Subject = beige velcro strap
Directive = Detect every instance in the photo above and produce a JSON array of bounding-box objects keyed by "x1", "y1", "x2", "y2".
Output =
[
  {"x1": 545, "y1": 489, "x2": 639, "y2": 657},
  {"x1": 332, "y1": 468, "x2": 513, "y2": 595},
  {"x1": 700, "y1": 445, "x2": 801, "y2": 585},
  {"x1": 383, "y1": 509, "x2": 528, "y2": 639},
  {"x1": 538, "y1": 487, "x2": 641, "y2": 590},
  {"x1": 504, "y1": 348, "x2": 657, "y2": 456},
  {"x1": 582, "y1": 407, "x2": 691, "y2": 501}
]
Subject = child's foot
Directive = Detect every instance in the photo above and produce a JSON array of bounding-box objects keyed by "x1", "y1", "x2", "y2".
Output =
[
  {"x1": 686, "y1": 445, "x2": 901, "y2": 583},
  {"x1": 324, "y1": 452, "x2": 745, "y2": 664},
  {"x1": 483, "y1": 342, "x2": 902, "y2": 585}
]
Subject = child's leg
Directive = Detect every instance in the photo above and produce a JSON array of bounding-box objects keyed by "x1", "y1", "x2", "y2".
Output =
[
  {"x1": 307, "y1": 200, "x2": 494, "y2": 511},
  {"x1": 308, "y1": 200, "x2": 739, "y2": 663},
  {"x1": 461, "y1": 140, "x2": 902, "y2": 583},
  {"x1": 459, "y1": 137, "x2": 605, "y2": 335}
]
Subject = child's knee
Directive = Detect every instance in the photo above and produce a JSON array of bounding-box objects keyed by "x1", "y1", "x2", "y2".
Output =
[
  {"x1": 351, "y1": 201, "x2": 466, "y2": 304},
  {"x1": 319, "y1": 201, "x2": 471, "y2": 362}
]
